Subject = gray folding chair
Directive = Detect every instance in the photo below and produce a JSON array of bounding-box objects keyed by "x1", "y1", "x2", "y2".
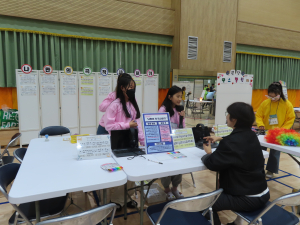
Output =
[
  {"x1": 147, "y1": 188, "x2": 223, "y2": 225},
  {"x1": 0, "y1": 133, "x2": 21, "y2": 166},
  {"x1": 233, "y1": 191, "x2": 300, "y2": 225},
  {"x1": 38, "y1": 126, "x2": 71, "y2": 138},
  {"x1": 0, "y1": 163, "x2": 68, "y2": 225},
  {"x1": 13, "y1": 148, "x2": 27, "y2": 163},
  {"x1": 36, "y1": 203, "x2": 117, "y2": 225}
]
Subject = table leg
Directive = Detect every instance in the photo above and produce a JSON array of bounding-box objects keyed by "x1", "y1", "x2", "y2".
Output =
[
  {"x1": 103, "y1": 189, "x2": 107, "y2": 225},
  {"x1": 140, "y1": 181, "x2": 144, "y2": 225},
  {"x1": 124, "y1": 183, "x2": 128, "y2": 220},
  {"x1": 35, "y1": 201, "x2": 40, "y2": 223}
]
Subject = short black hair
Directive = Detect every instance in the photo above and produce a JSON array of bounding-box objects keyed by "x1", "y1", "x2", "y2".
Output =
[
  {"x1": 212, "y1": 84, "x2": 215, "y2": 86},
  {"x1": 227, "y1": 102, "x2": 255, "y2": 128},
  {"x1": 206, "y1": 88, "x2": 210, "y2": 91},
  {"x1": 268, "y1": 82, "x2": 286, "y2": 101}
]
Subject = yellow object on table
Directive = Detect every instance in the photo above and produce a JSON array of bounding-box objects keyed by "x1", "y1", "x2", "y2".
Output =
[{"x1": 70, "y1": 134, "x2": 89, "y2": 144}]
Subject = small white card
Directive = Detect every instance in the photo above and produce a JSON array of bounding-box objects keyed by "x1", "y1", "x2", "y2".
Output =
[{"x1": 77, "y1": 135, "x2": 111, "y2": 160}]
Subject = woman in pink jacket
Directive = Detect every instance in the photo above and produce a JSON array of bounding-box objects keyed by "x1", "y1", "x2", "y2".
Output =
[
  {"x1": 97, "y1": 73, "x2": 134, "y2": 135},
  {"x1": 158, "y1": 86, "x2": 185, "y2": 201},
  {"x1": 100, "y1": 74, "x2": 144, "y2": 145}
]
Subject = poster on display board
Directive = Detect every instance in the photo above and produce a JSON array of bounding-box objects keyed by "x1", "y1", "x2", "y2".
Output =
[
  {"x1": 172, "y1": 128, "x2": 195, "y2": 150},
  {"x1": 279, "y1": 80, "x2": 288, "y2": 99},
  {"x1": 217, "y1": 72, "x2": 253, "y2": 87},
  {"x1": 142, "y1": 113, "x2": 174, "y2": 154}
]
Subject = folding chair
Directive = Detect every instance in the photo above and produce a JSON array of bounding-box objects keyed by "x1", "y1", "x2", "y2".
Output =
[
  {"x1": 0, "y1": 163, "x2": 68, "y2": 225},
  {"x1": 38, "y1": 126, "x2": 71, "y2": 137},
  {"x1": 146, "y1": 188, "x2": 223, "y2": 225},
  {"x1": 0, "y1": 133, "x2": 21, "y2": 166},
  {"x1": 36, "y1": 203, "x2": 117, "y2": 225},
  {"x1": 13, "y1": 147, "x2": 27, "y2": 163},
  {"x1": 233, "y1": 192, "x2": 300, "y2": 225}
]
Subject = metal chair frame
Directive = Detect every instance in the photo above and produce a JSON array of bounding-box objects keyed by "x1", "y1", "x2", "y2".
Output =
[
  {"x1": 146, "y1": 188, "x2": 223, "y2": 225},
  {"x1": 0, "y1": 133, "x2": 21, "y2": 166},
  {"x1": 36, "y1": 203, "x2": 117, "y2": 225},
  {"x1": 234, "y1": 192, "x2": 300, "y2": 225},
  {"x1": 13, "y1": 148, "x2": 27, "y2": 163}
]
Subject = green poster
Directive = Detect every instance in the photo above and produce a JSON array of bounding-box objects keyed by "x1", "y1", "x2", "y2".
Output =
[{"x1": 0, "y1": 109, "x2": 19, "y2": 129}]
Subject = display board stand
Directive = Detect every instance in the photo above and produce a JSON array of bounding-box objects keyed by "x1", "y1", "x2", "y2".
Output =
[
  {"x1": 78, "y1": 72, "x2": 97, "y2": 135},
  {"x1": 16, "y1": 69, "x2": 41, "y2": 146},
  {"x1": 130, "y1": 73, "x2": 144, "y2": 112},
  {"x1": 112, "y1": 73, "x2": 118, "y2": 90},
  {"x1": 97, "y1": 73, "x2": 113, "y2": 126},
  {"x1": 39, "y1": 70, "x2": 60, "y2": 128},
  {"x1": 215, "y1": 72, "x2": 253, "y2": 125},
  {"x1": 60, "y1": 71, "x2": 79, "y2": 135},
  {"x1": 143, "y1": 74, "x2": 159, "y2": 113}
]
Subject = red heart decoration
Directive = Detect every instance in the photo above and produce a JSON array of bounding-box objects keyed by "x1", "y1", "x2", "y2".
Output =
[
  {"x1": 218, "y1": 76, "x2": 220, "y2": 79},
  {"x1": 232, "y1": 82, "x2": 234, "y2": 84},
  {"x1": 250, "y1": 80, "x2": 253, "y2": 82},
  {"x1": 218, "y1": 83, "x2": 220, "y2": 85}
]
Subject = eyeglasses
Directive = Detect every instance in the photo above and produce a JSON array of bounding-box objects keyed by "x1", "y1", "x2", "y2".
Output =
[
  {"x1": 265, "y1": 95, "x2": 280, "y2": 101},
  {"x1": 127, "y1": 155, "x2": 146, "y2": 160},
  {"x1": 225, "y1": 112, "x2": 228, "y2": 116}
]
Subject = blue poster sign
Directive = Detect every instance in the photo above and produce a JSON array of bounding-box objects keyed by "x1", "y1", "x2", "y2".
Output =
[{"x1": 142, "y1": 113, "x2": 174, "y2": 154}]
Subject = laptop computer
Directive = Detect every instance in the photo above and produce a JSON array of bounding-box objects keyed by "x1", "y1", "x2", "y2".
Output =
[{"x1": 111, "y1": 128, "x2": 145, "y2": 158}]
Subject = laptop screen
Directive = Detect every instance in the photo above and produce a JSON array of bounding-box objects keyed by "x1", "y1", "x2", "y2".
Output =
[{"x1": 111, "y1": 129, "x2": 138, "y2": 150}]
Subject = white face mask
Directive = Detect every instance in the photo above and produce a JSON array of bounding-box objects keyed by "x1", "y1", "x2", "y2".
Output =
[{"x1": 265, "y1": 95, "x2": 280, "y2": 101}]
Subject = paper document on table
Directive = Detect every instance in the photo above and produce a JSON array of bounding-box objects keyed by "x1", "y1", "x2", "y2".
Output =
[
  {"x1": 77, "y1": 135, "x2": 111, "y2": 160},
  {"x1": 172, "y1": 128, "x2": 195, "y2": 150}
]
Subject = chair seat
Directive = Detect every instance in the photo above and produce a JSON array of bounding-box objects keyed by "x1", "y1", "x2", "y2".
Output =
[
  {"x1": 235, "y1": 202, "x2": 300, "y2": 225},
  {"x1": 9, "y1": 196, "x2": 67, "y2": 225},
  {"x1": 2, "y1": 156, "x2": 15, "y2": 165},
  {"x1": 146, "y1": 201, "x2": 211, "y2": 225}
]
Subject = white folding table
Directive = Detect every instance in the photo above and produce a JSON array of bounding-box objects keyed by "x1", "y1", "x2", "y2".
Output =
[
  {"x1": 113, "y1": 146, "x2": 269, "y2": 225},
  {"x1": 9, "y1": 136, "x2": 127, "y2": 223}
]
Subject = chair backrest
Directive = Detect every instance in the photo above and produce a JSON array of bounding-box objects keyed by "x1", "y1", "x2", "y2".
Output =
[
  {"x1": 13, "y1": 148, "x2": 27, "y2": 163},
  {"x1": 39, "y1": 126, "x2": 71, "y2": 137},
  {"x1": 2, "y1": 133, "x2": 22, "y2": 156},
  {"x1": 0, "y1": 163, "x2": 34, "y2": 225},
  {"x1": 0, "y1": 163, "x2": 20, "y2": 199},
  {"x1": 249, "y1": 191, "x2": 300, "y2": 224},
  {"x1": 155, "y1": 189, "x2": 223, "y2": 224},
  {"x1": 36, "y1": 203, "x2": 117, "y2": 225}
]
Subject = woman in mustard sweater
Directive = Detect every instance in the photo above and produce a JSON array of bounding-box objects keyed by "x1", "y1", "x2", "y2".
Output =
[{"x1": 256, "y1": 82, "x2": 295, "y2": 178}]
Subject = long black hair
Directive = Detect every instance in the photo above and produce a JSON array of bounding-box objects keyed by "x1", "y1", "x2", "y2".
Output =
[
  {"x1": 116, "y1": 73, "x2": 141, "y2": 119},
  {"x1": 268, "y1": 82, "x2": 286, "y2": 101},
  {"x1": 161, "y1": 85, "x2": 183, "y2": 117},
  {"x1": 114, "y1": 73, "x2": 133, "y2": 92}
]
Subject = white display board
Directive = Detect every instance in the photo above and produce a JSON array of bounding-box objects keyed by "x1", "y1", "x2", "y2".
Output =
[
  {"x1": 112, "y1": 73, "x2": 118, "y2": 90},
  {"x1": 16, "y1": 69, "x2": 41, "y2": 145},
  {"x1": 130, "y1": 73, "x2": 144, "y2": 112},
  {"x1": 78, "y1": 72, "x2": 97, "y2": 135},
  {"x1": 39, "y1": 70, "x2": 60, "y2": 128},
  {"x1": 60, "y1": 71, "x2": 79, "y2": 135},
  {"x1": 97, "y1": 73, "x2": 113, "y2": 125},
  {"x1": 215, "y1": 72, "x2": 253, "y2": 125},
  {"x1": 172, "y1": 81, "x2": 194, "y2": 99},
  {"x1": 143, "y1": 74, "x2": 159, "y2": 113},
  {"x1": 194, "y1": 80, "x2": 204, "y2": 99}
]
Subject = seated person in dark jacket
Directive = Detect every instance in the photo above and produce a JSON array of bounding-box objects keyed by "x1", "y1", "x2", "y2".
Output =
[{"x1": 202, "y1": 102, "x2": 269, "y2": 225}]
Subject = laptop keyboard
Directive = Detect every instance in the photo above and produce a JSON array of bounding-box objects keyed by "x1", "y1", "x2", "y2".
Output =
[{"x1": 113, "y1": 148, "x2": 145, "y2": 157}]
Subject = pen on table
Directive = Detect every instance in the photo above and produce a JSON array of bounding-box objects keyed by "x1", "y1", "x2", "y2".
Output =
[{"x1": 148, "y1": 159, "x2": 163, "y2": 164}]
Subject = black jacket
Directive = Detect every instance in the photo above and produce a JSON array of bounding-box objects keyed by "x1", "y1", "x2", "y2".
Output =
[{"x1": 201, "y1": 127, "x2": 267, "y2": 196}]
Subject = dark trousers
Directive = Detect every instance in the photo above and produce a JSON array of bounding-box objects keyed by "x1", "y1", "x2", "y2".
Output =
[
  {"x1": 261, "y1": 146, "x2": 280, "y2": 173},
  {"x1": 97, "y1": 125, "x2": 109, "y2": 135},
  {"x1": 208, "y1": 192, "x2": 270, "y2": 225}
]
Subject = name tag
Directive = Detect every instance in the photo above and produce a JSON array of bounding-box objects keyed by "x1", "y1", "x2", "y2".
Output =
[{"x1": 269, "y1": 114, "x2": 278, "y2": 125}]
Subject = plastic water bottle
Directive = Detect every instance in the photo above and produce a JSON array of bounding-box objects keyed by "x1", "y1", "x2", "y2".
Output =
[{"x1": 45, "y1": 134, "x2": 49, "y2": 142}]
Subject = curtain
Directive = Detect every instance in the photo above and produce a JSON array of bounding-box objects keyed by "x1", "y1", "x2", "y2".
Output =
[
  {"x1": 236, "y1": 53, "x2": 300, "y2": 89},
  {"x1": 0, "y1": 31, "x2": 171, "y2": 88}
]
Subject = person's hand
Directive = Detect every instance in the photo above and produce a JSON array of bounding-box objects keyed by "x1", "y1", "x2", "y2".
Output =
[
  {"x1": 259, "y1": 126, "x2": 265, "y2": 130},
  {"x1": 203, "y1": 140, "x2": 212, "y2": 154},
  {"x1": 204, "y1": 136, "x2": 222, "y2": 143},
  {"x1": 179, "y1": 111, "x2": 185, "y2": 117},
  {"x1": 129, "y1": 120, "x2": 138, "y2": 128}
]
